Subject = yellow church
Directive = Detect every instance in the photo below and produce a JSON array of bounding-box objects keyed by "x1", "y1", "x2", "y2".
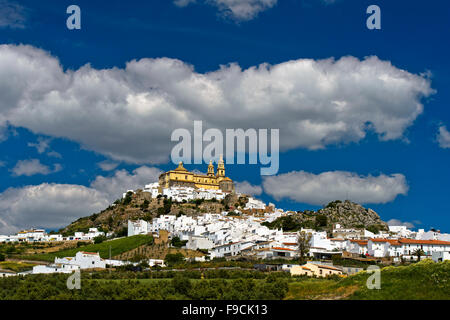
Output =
[{"x1": 159, "y1": 156, "x2": 235, "y2": 193}]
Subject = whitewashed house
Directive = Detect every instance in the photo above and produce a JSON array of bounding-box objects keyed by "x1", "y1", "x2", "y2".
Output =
[
  {"x1": 128, "y1": 220, "x2": 150, "y2": 236},
  {"x1": 367, "y1": 239, "x2": 403, "y2": 258},
  {"x1": 432, "y1": 251, "x2": 450, "y2": 262},
  {"x1": 210, "y1": 242, "x2": 243, "y2": 258},
  {"x1": 143, "y1": 182, "x2": 160, "y2": 198},
  {"x1": 32, "y1": 264, "x2": 79, "y2": 274},
  {"x1": 55, "y1": 251, "x2": 106, "y2": 269},
  {"x1": 186, "y1": 236, "x2": 214, "y2": 250},
  {"x1": 347, "y1": 240, "x2": 368, "y2": 255},
  {"x1": 245, "y1": 197, "x2": 266, "y2": 210}
]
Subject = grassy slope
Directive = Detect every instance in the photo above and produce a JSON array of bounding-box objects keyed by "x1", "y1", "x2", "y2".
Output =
[
  {"x1": 286, "y1": 260, "x2": 450, "y2": 300},
  {"x1": 17, "y1": 235, "x2": 153, "y2": 262},
  {"x1": 0, "y1": 261, "x2": 36, "y2": 272}
]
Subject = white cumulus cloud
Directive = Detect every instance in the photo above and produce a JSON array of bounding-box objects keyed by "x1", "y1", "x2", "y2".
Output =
[
  {"x1": 11, "y1": 159, "x2": 61, "y2": 177},
  {"x1": 0, "y1": 45, "x2": 434, "y2": 165},
  {"x1": 97, "y1": 160, "x2": 120, "y2": 171},
  {"x1": 387, "y1": 219, "x2": 415, "y2": 229},
  {"x1": 0, "y1": 0, "x2": 27, "y2": 29},
  {"x1": 0, "y1": 165, "x2": 162, "y2": 234},
  {"x1": 262, "y1": 170, "x2": 409, "y2": 205},
  {"x1": 235, "y1": 180, "x2": 262, "y2": 196},
  {"x1": 0, "y1": 184, "x2": 109, "y2": 234},
  {"x1": 174, "y1": 0, "x2": 277, "y2": 21},
  {"x1": 90, "y1": 166, "x2": 162, "y2": 202},
  {"x1": 437, "y1": 125, "x2": 450, "y2": 149}
]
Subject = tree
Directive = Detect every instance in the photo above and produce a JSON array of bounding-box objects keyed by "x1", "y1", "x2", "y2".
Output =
[
  {"x1": 172, "y1": 274, "x2": 192, "y2": 296},
  {"x1": 366, "y1": 225, "x2": 380, "y2": 234},
  {"x1": 93, "y1": 235, "x2": 107, "y2": 244},
  {"x1": 0, "y1": 253, "x2": 5, "y2": 261},
  {"x1": 177, "y1": 210, "x2": 185, "y2": 218},
  {"x1": 413, "y1": 248, "x2": 425, "y2": 261},
  {"x1": 297, "y1": 231, "x2": 312, "y2": 263},
  {"x1": 123, "y1": 192, "x2": 133, "y2": 205},
  {"x1": 171, "y1": 236, "x2": 187, "y2": 248},
  {"x1": 140, "y1": 199, "x2": 150, "y2": 210},
  {"x1": 165, "y1": 253, "x2": 185, "y2": 266},
  {"x1": 315, "y1": 214, "x2": 327, "y2": 229}
]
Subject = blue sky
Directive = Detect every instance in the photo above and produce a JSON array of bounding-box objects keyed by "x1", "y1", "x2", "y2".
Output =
[{"x1": 0, "y1": 0, "x2": 450, "y2": 233}]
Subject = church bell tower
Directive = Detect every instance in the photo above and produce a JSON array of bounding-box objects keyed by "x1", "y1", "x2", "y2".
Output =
[
  {"x1": 207, "y1": 160, "x2": 215, "y2": 177},
  {"x1": 217, "y1": 155, "x2": 225, "y2": 177}
]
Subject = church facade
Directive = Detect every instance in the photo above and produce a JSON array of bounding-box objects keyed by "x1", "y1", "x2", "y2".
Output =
[{"x1": 159, "y1": 156, "x2": 234, "y2": 193}]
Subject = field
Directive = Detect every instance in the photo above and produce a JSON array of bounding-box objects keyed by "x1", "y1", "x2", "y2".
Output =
[
  {"x1": 0, "y1": 261, "x2": 36, "y2": 272},
  {"x1": 14, "y1": 235, "x2": 153, "y2": 262},
  {"x1": 0, "y1": 259, "x2": 448, "y2": 300},
  {"x1": 287, "y1": 259, "x2": 450, "y2": 300}
]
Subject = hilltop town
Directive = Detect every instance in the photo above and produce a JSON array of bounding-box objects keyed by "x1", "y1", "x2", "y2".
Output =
[{"x1": 1, "y1": 162, "x2": 449, "y2": 280}]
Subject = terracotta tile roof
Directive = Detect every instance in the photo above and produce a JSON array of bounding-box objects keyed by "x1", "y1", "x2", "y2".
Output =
[
  {"x1": 398, "y1": 238, "x2": 450, "y2": 245},
  {"x1": 350, "y1": 240, "x2": 368, "y2": 245},
  {"x1": 272, "y1": 247, "x2": 295, "y2": 251},
  {"x1": 316, "y1": 264, "x2": 342, "y2": 271},
  {"x1": 370, "y1": 238, "x2": 401, "y2": 245},
  {"x1": 302, "y1": 267, "x2": 311, "y2": 271}
]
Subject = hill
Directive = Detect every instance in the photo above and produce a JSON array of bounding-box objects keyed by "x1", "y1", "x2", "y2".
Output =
[
  {"x1": 262, "y1": 200, "x2": 388, "y2": 233},
  {"x1": 58, "y1": 190, "x2": 248, "y2": 237},
  {"x1": 19, "y1": 235, "x2": 153, "y2": 262},
  {"x1": 59, "y1": 191, "x2": 387, "y2": 237}
]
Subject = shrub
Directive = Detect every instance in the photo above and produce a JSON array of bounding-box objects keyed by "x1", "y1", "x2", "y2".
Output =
[
  {"x1": 94, "y1": 235, "x2": 107, "y2": 244},
  {"x1": 165, "y1": 253, "x2": 185, "y2": 266}
]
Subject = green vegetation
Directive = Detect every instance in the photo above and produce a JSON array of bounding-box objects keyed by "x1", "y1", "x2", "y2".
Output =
[
  {"x1": 331, "y1": 255, "x2": 377, "y2": 268},
  {"x1": 0, "y1": 260, "x2": 447, "y2": 300},
  {"x1": 93, "y1": 235, "x2": 107, "y2": 244},
  {"x1": 18, "y1": 235, "x2": 153, "y2": 262},
  {"x1": 297, "y1": 231, "x2": 312, "y2": 263},
  {"x1": 315, "y1": 214, "x2": 327, "y2": 228},
  {"x1": 0, "y1": 261, "x2": 35, "y2": 272},
  {"x1": 287, "y1": 260, "x2": 450, "y2": 300},
  {"x1": 170, "y1": 237, "x2": 188, "y2": 248},
  {"x1": 324, "y1": 200, "x2": 342, "y2": 209},
  {"x1": 165, "y1": 253, "x2": 185, "y2": 266},
  {"x1": 262, "y1": 215, "x2": 302, "y2": 231},
  {"x1": 366, "y1": 224, "x2": 384, "y2": 234},
  {"x1": 0, "y1": 271, "x2": 289, "y2": 300},
  {"x1": 123, "y1": 192, "x2": 133, "y2": 206}
]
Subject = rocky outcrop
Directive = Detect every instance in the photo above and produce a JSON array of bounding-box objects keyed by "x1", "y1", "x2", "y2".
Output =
[{"x1": 316, "y1": 200, "x2": 388, "y2": 231}]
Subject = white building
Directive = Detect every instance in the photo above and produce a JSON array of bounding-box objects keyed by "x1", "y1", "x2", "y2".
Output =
[
  {"x1": 432, "y1": 251, "x2": 450, "y2": 262},
  {"x1": 0, "y1": 270, "x2": 17, "y2": 277},
  {"x1": 32, "y1": 264, "x2": 80, "y2": 274},
  {"x1": 186, "y1": 236, "x2": 214, "y2": 250},
  {"x1": 367, "y1": 239, "x2": 403, "y2": 258},
  {"x1": 347, "y1": 240, "x2": 368, "y2": 255},
  {"x1": 54, "y1": 251, "x2": 106, "y2": 269},
  {"x1": 416, "y1": 229, "x2": 450, "y2": 242},
  {"x1": 128, "y1": 220, "x2": 150, "y2": 237},
  {"x1": 143, "y1": 182, "x2": 160, "y2": 198},
  {"x1": 210, "y1": 242, "x2": 244, "y2": 258}
]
